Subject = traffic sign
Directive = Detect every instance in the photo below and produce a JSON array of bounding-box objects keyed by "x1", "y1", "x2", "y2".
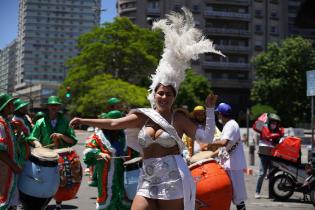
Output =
[{"x1": 307, "y1": 70, "x2": 315, "y2": 96}]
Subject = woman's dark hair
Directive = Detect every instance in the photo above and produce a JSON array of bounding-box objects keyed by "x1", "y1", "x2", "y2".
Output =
[{"x1": 154, "y1": 83, "x2": 177, "y2": 96}]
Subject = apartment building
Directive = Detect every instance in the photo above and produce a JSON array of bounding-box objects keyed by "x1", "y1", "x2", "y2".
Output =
[
  {"x1": 0, "y1": 40, "x2": 18, "y2": 94},
  {"x1": 15, "y1": 0, "x2": 101, "y2": 108},
  {"x1": 117, "y1": 0, "x2": 310, "y2": 113}
]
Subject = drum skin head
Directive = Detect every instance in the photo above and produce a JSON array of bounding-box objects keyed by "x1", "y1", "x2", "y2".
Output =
[
  {"x1": 54, "y1": 147, "x2": 74, "y2": 154},
  {"x1": 190, "y1": 151, "x2": 215, "y2": 164},
  {"x1": 189, "y1": 158, "x2": 215, "y2": 169},
  {"x1": 32, "y1": 147, "x2": 59, "y2": 161}
]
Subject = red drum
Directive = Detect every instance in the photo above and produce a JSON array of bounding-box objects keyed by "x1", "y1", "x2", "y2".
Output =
[
  {"x1": 54, "y1": 148, "x2": 83, "y2": 202},
  {"x1": 189, "y1": 157, "x2": 232, "y2": 210}
]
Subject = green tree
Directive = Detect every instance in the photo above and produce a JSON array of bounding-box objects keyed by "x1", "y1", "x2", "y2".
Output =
[
  {"x1": 250, "y1": 104, "x2": 276, "y2": 121},
  {"x1": 61, "y1": 74, "x2": 149, "y2": 117},
  {"x1": 59, "y1": 17, "x2": 163, "y2": 115},
  {"x1": 175, "y1": 69, "x2": 212, "y2": 111},
  {"x1": 251, "y1": 36, "x2": 315, "y2": 126},
  {"x1": 67, "y1": 17, "x2": 162, "y2": 86}
]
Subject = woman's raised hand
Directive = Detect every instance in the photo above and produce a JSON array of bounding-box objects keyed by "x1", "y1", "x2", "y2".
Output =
[
  {"x1": 205, "y1": 93, "x2": 217, "y2": 108},
  {"x1": 69, "y1": 117, "x2": 81, "y2": 128}
]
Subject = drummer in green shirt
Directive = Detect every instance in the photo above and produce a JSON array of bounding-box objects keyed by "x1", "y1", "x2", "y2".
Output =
[{"x1": 27, "y1": 96, "x2": 77, "y2": 148}]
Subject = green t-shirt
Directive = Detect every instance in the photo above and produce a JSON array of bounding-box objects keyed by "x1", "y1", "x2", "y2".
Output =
[{"x1": 27, "y1": 113, "x2": 77, "y2": 148}]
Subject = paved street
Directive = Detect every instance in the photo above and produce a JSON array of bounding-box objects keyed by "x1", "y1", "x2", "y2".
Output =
[{"x1": 40, "y1": 130, "x2": 315, "y2": 210}]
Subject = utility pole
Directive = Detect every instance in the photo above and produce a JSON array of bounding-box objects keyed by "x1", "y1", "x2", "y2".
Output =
[{"x1": 247, "y1": 108, "x2": 255, "y2": 165}]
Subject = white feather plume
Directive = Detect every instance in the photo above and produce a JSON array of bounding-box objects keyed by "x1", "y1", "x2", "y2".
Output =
[{"x1": 148, "y1": 7, "x2": 224, "y2": 106}]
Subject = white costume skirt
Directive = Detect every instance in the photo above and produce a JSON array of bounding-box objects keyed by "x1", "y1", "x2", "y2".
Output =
[{"x1": 137, "y1": 155, "x2": 183, "y2": 199}]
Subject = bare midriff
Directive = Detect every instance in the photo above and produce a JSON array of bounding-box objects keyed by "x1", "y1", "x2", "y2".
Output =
[{"x1": 143, "y1": 144, "x2": 180, "y2": 159}]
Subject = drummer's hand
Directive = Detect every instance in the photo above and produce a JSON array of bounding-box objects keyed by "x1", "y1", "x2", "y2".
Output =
[
  {"x1": 69, "y1": 117, "x2": 81, "y2": 128},
  {"x1": 51, "y1": 133, "x2": 63, "y2": 147},
  {"x1": 186, "y1": 157, "x2": 191, "y2": 165},
  {"x1": 99, "y1": 153, "x2": 111, "y2": 161},
  {"x1": 50, "y1": 133, "x2": 64, "y2": 142},
  {"x1": 207, "y1": 143, "x2": 221, "y2": 151},
  {"x1": 205, "y1": 93, "x2": 217, "y2": 108}
]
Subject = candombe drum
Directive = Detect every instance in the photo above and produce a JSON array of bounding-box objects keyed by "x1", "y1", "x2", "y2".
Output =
[
  {"x1": 123, "y1": 157, "x2": 142, "y2": 200},
  {"x1": 54, "y1": 147, "x2": 83, "y2": 202},
  {"x1": 189, "y1": 152, "x2": 232, "y2": 210},
  {"x1": 18, "y1": 147, "x2": 60, "y2": 210}
]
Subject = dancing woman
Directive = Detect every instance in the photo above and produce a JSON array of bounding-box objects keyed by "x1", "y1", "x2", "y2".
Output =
[{"x1": 70, "y1": 8, "x2": 223, "y2": 210}]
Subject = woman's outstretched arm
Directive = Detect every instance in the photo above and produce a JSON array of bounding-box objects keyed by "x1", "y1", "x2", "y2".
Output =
[{"x1": 69, "y1": 113, "x2": 146, "y2": 130}]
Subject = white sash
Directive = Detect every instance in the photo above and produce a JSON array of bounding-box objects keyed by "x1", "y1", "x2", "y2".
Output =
[
  {"x1": 137, "y1": 108, "x2": 187, "y2": 152},
  {"x1": 127, "y1": 108, "x2": 194, "y2": 210}
]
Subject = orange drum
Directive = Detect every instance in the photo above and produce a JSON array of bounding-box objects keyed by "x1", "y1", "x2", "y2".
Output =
[
  {"x1": 189, "y1": 157, "x2": 232, "y2": 210},
  {"x1": 54, "y1": 148, "x2": 83, "y2": 202}
]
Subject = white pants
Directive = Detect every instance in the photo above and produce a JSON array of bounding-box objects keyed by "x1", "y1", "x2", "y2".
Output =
[{"x1": 227, "y1": 170, "x2": 247, "y2": 205}]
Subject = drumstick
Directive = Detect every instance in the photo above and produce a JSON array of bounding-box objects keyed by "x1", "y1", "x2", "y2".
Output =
[
  {"x1": 43, "y1": 143, "x2": 55, "y2": 148},
  {"x1": 97, "y1": 155, "x2": 130, "y2": 160}
]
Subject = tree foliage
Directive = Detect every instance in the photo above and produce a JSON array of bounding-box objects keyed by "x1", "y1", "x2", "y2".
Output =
[
  {"x1": 60, "y1": 74, "x2": 149, "y2": 117},
  {"x1": 59, "y1": 17, "x2": 163, "y2": 116},
  {"x1": 251, "y1": 36, "x2": 315, "y2": 126},
  {"x1": 175, "y1": 69, "x2": 212, "y2": 111},
  {"x1": 250, "y1": 104, "x2": 276, "y2": 121},
  {"x1": 66, "y1": 17, "x2": 163, "y2": 89}
]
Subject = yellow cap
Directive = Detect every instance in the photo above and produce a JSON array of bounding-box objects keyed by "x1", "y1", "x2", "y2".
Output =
[{"x1": 193, "y1": 105, "x2": 205, "y2": 111}]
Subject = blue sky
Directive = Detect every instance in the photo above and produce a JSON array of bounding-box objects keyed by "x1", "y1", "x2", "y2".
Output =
[{"x1": 0, "y1": 0, "x2": 117, "y2": 49}]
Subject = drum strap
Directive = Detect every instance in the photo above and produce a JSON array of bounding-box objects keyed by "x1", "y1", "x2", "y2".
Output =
[
  {"x1": 227, "y1": 141, "x2": 239, "y2": 154},
  {"x1": 219, "y1": 139, "x2": 240, "y2": 163}
]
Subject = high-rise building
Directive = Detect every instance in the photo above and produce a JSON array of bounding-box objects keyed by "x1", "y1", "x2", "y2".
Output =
[
  {"x1": 0, "y1": 40, "x2": 18, "y2": 94},
  {"x1": 15, "y1": 0, "x2": 101, "y2": 108},
  {"x1": 286, "y1": 0, "x2": 315, "y2": 41},
  {"x1": 117, "y1": 0, "x2": 313, "y2": 113}
]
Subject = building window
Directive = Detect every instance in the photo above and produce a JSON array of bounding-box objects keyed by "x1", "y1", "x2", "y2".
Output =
[
  {"x1": 148, "y1": 0, "x2": 159, "y2": 9},
  {"x1": 270, "y1": 10, "x2": 278, "y2": 19},
  {"x1": 211, "y1": 72, "x2": 223, "y2": 79},
  {"x1": 193, "y1": 20, "x2": 200, "y2": 27},
  {"x1": 173, "y1": 4, "x2": 181, "y2": 12},
  {"x1": 270, "y1": 26, "x2": 278, "y2": 35},
  {"x1": 255, "y1": 25, "x2": 263, "y2": 34},
  {"x1": 255, "y1": 41, "x2": 263, "y2": 51},
  {"x1": 192, "y1": 4, "x2": 200, "y2": 13},
  {"x1": 255, "y1": 10, "x2": 263, "y2": 18}
]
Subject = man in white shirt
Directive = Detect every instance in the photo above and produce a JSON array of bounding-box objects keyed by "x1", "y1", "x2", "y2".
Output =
[{"x1": 208, "y1": 103, "x2": 247, "y2": 210}]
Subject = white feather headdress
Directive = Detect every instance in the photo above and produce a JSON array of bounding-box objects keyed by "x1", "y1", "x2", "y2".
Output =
[{"x1": 148, "y1": 7, "x2": 224, "y2": 106}]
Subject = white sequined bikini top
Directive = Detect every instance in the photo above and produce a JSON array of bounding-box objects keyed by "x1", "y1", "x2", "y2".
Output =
[{"x1": 138, "y1": 114, "x2": 177, "y2": 148}]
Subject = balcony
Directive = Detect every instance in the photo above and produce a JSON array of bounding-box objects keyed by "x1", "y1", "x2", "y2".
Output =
[
  {"x1": 204, "y1": 10, "x2": 250, "y2": 20},
  {"x1": 210, "y1": 78, "x2": 252, "y2": 89},
  {"x1": 216, "y1": 45, "x2": 250, "y2": 52},
  {"x1": 203, "y1": 61, "x2": 250, "y2": 70},
  {"x1": 119, "y1": 0, "x2": 136, "y2": 3},
  {"x1": 207, "y1": 0, "x2": 250, "y2": 6},
  {"x1": 119, "y1": 6, "x2": 136, "y2": 14},
  {"x1": 205, "y1": 27, "x2": 250, "y2": 36},
  {"x1": 146, "y1": 8, "x2": 160, "y2": 15}
]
